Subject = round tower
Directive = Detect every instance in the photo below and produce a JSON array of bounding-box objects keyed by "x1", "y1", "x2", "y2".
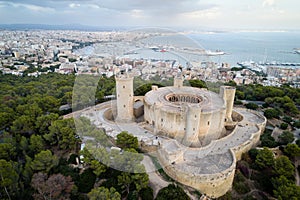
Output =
[
  {"x1": 219, "y1": 86, "x2": 236, "y2": 123},
  {"x1": 115, "y1": 73, "x2": 134, "y2": 122},
  {"x1": 174, "y1": 75, "x2": 184, "y2": 88},
  {"x1": 183, "y1": 105, "x2": 201, "y2": 147}
]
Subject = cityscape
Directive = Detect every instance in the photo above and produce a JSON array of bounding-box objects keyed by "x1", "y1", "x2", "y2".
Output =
[
  {"x1": 1, "y1": 1, "x2": 300, "y2": 200},
  {"x1": 1, "y1": 29, "x2": 300, "y2": 87}
]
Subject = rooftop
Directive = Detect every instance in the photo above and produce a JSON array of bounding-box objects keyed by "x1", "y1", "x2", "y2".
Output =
[{"x1": 144, "y1": 86, "x2": 225, "y2": 113}]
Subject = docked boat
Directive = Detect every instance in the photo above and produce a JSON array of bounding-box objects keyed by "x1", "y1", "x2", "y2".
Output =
[
  {"x1": 205, "y1": 50, "x2": 225, "y2": 56},
  {"x1": 294, "y1": 48, "x2": 300, "y2": 54}
]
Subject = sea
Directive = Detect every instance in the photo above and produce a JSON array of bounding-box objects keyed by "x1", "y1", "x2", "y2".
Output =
[
  {"x1": 188, "y1": 31, "x2": 300, "y2": 66},
  {"x1": 75, "y1": 31, "x2": 300, "y2": 68}
]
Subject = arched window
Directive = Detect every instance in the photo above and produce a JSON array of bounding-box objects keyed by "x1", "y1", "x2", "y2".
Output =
[{"x1": 186, "y1": 96, "x2": 191, "y2": 102}]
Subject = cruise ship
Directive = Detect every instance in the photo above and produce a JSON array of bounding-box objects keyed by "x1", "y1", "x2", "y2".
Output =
[{"x1": 205, "y1": 50, "x2": 225, "y2": 56}]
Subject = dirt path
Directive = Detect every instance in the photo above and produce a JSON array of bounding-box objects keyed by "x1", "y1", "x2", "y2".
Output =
[{"x1": 141, "y1": 155, "x2": 170, "y2": 197}]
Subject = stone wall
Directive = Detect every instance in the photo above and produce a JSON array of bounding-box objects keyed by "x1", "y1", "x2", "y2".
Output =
[
  {"x1": 198, "y1": 109, "x2": 226, "y2": 146},
  {"x1": 158, "y1": 149, "x2": 236, "y2": 198},
  {"x1": 144, "y1": 100, "x2": 226, "y2": 147},
  {"x1": 156, "y1": 108, "x2": 266, "y2": 198},
  {"x1": 232, "y1": 110, "x2": 243, "y2": 122},
  {"x1": 232, "y1": 127, "x2": 261, "y2": 160}
]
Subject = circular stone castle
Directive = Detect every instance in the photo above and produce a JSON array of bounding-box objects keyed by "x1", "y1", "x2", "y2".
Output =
[
  {"x1": 143, "y1": 78, "x2": 233, "y2": 147},
  {"x1": 77, "y1": 72, "x2": 266, "y2": 198}
]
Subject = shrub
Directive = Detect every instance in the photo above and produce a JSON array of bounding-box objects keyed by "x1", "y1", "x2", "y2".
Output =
[
  {"x1": 250, "y1": 171, "x2": 274, "y2": 194},
  {"x1": 116, "y1": 131, "x2": 138, "y2": 150},
  {"x1": 283, "y1": 116, "x2": 293, "y2": 124},
  {"x1": 233, "y1": 171, "x2": 250, "y2": 194},
  {"x1": 278, "y1": 131, "x2": 294, "y2": 145},
  {"x1": 245, "y1": 103, "x2": 259, "y2": 110},
  {"x1": 234, "y1": 170, "x2": 246, "y2": 182},
  {"x1": 280, "y1": 123, "x2": 288, "y2": 130},
  {"x1": 255, "y1": 147, "x2": 275, "y2": 170},
  {"x1": 189, "y1": 79, "x2": 208, "y2": 89},
  {"x1": 234, "y1": 100, "x2": 243, "y2": 105},
  {"x1": 78, "y1": 168, "x2": 96, "y2": 193},
  {"x1": 233, "y1": 182, "x2": 250, "y2": 194},
  {"x1": 293, "y1": 120, "x2": 300, "y2": 129},
  {"x1": 237, "y1": 161, "x2": 251, "y2": 178},
  {"x1": 217, "y1": 191, "x2": 232, "y2": 200},
  {"x1": 260, "y1": 132, "x2": 277, "y2": 148},
  {"x1": 155, "y1": 184, "x2": 189, "y2": 200},
  {"x1": 140, "y1": 186, "x2": 153, "y2": 200},
  {"x1": 262, "y1": 103, "x2": 269, "y2": 108},
  {"x1": 264, "y1": 108, "x2": 280, "y2": 119},
  {"x1": 284, "y1": 143, "x2": 300, "y2": 158},
  {"x1": 296, "y1": 139, "x2": 300, "y2": 147},
  {"x1": 244, "y1": 195, "x2": 256, "y2": 200},
  {"x1": 128, "y1": 190, "x2": 139, "y2": 200},
  {"x1": 134, "y1": 83, "x2": 163, "y2": 96},
  {"x1": 68, "y1": 154, "x2": 78, "y2": 164},
  {"x1": 248, "y1": 148, "x2": 259, "y2": 161}
]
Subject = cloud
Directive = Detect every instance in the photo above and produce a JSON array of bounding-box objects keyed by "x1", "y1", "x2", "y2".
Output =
[
  {"x1": 0, "y1": 1, "x2": 55, "y2": 12},
  {"x1": 263, "y1": 0, "x2": 275, "y2": 7},
  {"x1": 69, "y1": 3, "x2": 80, "y2": 8},
  {"x1": 181, "y1": 7, "x2": 221, "y2": 19},
  {"x1": 49, "y1": 0, "x2": 216, "y2": 15},
  {"x1": 0, "y1": 0, "x2": 217, "y2": 18},
  {"x1": 68, "y1": 3, "x2": 101, "y2": 9},
  {"x1": 21, "y1": 4, "x2": 54, "y2": 12},
  {"x1": 86, "y1": 4, "x2": 100, "y2": 9},
  {"x1": 130, "y1": 9, "x2": 144, "y2": 18},
  {"x1": 104, "y1": 0, "x2": 216, "y2": 14},
  {"x1": 0, "y1": 0, "x2": 299, "y2": 29}
]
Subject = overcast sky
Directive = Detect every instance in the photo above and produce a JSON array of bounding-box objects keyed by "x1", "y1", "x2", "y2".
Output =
[{"x1": 0, "y1": 0, "x2": 299, "y2": 30}]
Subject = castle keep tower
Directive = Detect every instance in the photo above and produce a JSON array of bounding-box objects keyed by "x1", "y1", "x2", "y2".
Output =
[
  {"x1": 220, "y1": 86, "x2": 236, "y2": 123},
  {"x1": 173, "y1": 75, "x2": 184, "y2": 88},
  {"x1": 115, "y1": 73, "x2": 134, "y2": 122}
]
